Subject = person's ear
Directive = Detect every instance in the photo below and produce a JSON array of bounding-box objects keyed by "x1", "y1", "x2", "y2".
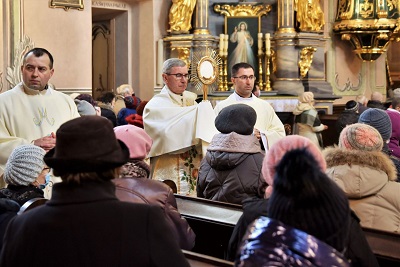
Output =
[{"x1": 162, "y1": 73, "x2": 168, "y2": 84}]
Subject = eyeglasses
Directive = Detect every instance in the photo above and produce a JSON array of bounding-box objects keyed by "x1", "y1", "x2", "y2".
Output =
[
  {"x1": 165, "y1": 73, "x2": 190, "y2": 79},
  {"x1": 233, "y1": 75, "x2": 256, "y2": 81}
]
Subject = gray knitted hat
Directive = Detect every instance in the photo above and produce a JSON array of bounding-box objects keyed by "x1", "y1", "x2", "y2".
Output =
[
  {"x1": 358, "y1": 108, "x2": 392, "y2": 141},
  {"x1": 3, "y1": 144, "x2": 46, "y2": 186},
  {"x1": 74, "y1": 99, "x2": 96, "y2": 116},
  {"x1": 215, "y1": 104, "x2": 257, "y2": 135}
]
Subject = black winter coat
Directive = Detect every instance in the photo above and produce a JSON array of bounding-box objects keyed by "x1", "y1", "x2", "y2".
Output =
[
  {"x1": 227, "y1": 197, "x2": 379, "y2": 267},
  {"x1": 0, "y1": 180, "x2": 189, "y2": 267}
]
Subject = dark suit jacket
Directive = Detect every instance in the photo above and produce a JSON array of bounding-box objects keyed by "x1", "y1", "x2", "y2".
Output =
[{"x1": 0, "y1": 180, "x2": 189, "y2": 267}]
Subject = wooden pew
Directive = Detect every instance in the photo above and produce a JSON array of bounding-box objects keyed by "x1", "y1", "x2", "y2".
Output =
[
  {"x1": 183, "y1": 250, "x2": 233, "y2": 267},
  {"x1": 175, "y1": 195, "x2": 242, "y2": 259},
  {"x1": 362, "y1": 227, "x2": 400, "y2": 267},
  {"x1": 176, "y1": 195, "x2": 400, "y2": 266}
]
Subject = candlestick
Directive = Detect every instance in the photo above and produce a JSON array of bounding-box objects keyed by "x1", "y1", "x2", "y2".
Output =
[
  {"x1": 265, "y1": 33, "x2": 271, "y2": 56},
  {"x1": 224, "y1": 34, "x2": 229, "y2": 57},
  {"x1": 258, "y1": 33, "x2": 263, "y2": 56},
  {"x1": 219, "y1": 34, "x2": 224, "y2": 56}
]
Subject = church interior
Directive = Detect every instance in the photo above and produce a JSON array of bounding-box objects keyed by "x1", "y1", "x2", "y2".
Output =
[{"x1": 1, "y1": 0, "x2": 400, "y2": 266}]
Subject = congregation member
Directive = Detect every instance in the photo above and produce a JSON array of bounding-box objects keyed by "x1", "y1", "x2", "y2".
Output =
[
  {"x1": 113, "y1": 124, "x2": 195, "y2": 250},
  {"x1": 324, "y1": 123, "x2": 400, "y2": 232},
  {"x1": 0, "y1": 116, "x2": 189, "y2": 267},
  {"x1": 335, "y1": 100, "x2": 359, "y2": 135},
  {"x1": 114, "y1": 83, "x2": 135, "y2": 114},
  {"x1": 358, "y1": 108, "x2": 400, "y2": 181},
  {"x1": 236, "y1": 145, "x2": 354, "y2": 266},
  {"x1": 386, "y1": 97, "x2": 400, "y2": 159},
  {"x1": 74, "y1": 99, "x2": 97, "y2": 116},
  {"x1": 126, "y1": 100, "x2": 148, "y2": 128},
  {"x1": 214, "y1": 62, "x2": 285, "y2": 149},
  {"x1": 197, "y1": 104, "x2": 265, "y2": 204},
  {"x1": 228, "y1": 135, "x2": 378, "y2": 267},
  {"x1": 1, "y1": 144, "x2": 48, "y2": 206},
  {"x1": 367, "y1": 91, "x2": 385, "y2": 109},
  {"x1": 292, "y1": 91, "x2": 327, "y2": 149},
  {"x1": 0, "y1": 144, "x2": 50, "y2": 251},
  {"x1": 0, "y1": 199, "x2": 19, "y2": 252},
  {"x1": 356, "y1": 94, "x2": 368, "y2": 114},
  {"x1": 143, "y1": 58, "x2": 217, "y2": 195},
  {"x1": 251, "y1": 83, "x2": 260, "y2": 97},
  {"x1": 97, "y1": 91, "x2": 117, "y2": 127},
  {"x1": 117, "y1": 95, "x2": 141, "y2": 126},
  {"x1": 75, "y1": 93, "x2": 101, "y2": 116},
  {"x1": 0, "y1": 48, "x2": 79, "y2": 182}
]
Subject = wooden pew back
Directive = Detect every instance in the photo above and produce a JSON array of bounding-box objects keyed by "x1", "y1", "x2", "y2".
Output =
[
  {"x1": 175, "y1": 195, "x2": 241, "y2": 259},
  {"x1": 362, "y1": 227, "x2": 400, "y2": 266},
  {"x1": 176, "y1": 195, "x2": 400, "y2": 266}
]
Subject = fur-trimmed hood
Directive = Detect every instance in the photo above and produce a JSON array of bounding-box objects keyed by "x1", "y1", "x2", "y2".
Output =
[
  {"x1": 207, "y1": 132, "x2": 261, "y2": 153},
  {"x1": 323, "y1": 147, "x2": 397, "y2": 197},
  {"x1": 323, "y1": 147, "x2": 397, "y2": 180}
]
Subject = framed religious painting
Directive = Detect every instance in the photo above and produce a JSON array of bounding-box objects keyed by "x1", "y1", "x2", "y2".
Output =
[
  {"x1": 225, "y1": 16, "x2": 260, "y2": 82},
  {"x1": 214, "y1": 3, "x2": 272, "y2": 90}
]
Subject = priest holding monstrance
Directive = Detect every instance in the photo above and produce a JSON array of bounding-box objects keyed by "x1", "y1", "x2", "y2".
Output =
[{"x1": 143, "y1": 58, "x2": 217, "y2": 196}]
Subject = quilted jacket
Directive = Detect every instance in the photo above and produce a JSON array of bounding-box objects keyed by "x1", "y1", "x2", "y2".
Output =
[{"x1": 197, "y1": 132, "x2": 265, "y2": 204}]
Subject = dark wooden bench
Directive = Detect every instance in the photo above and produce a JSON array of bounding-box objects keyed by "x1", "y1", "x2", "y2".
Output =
[
  {"x1": 362, "y1": 227, "x2": 400, "y2": 267},
  {"x1": 175, "y1": 195, "x2": 242, "y2": 259},
  {"x1": 183, "y1": 250, "x2": 233, "y2": 267}
]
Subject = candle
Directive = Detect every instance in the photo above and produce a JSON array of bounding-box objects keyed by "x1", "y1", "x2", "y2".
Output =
[
  {"x1": 265, "y1": 33, "x2": 271, "y2": 56},
  {"x1": 224, "y1": 34, "x2": 229, "y2": 56},
  {"x1": 258, "y1": 33, "x2": 263, "y2": 55},
  {"x1": 219, "y1": 34, "x2": 224, "y2": 56},
  {"x1": 157, "y1": 39, "x2": 164, "y2": 85}
]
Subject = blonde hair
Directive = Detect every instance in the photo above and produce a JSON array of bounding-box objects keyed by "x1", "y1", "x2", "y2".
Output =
[{"x1": 116, "y1": 84, "x2": 133, "y2": 96}]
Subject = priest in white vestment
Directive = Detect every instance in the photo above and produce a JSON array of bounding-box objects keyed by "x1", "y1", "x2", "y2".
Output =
[
  {"x1": 214, "y1": 62, "x2": 285, "y2": 149},
  {"x1": 143, "y1": 58, "x2": 217, "y2": 195}
]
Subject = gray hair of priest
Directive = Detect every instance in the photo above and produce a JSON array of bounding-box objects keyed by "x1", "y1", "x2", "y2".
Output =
[{"x1": 162, "y1": 58, "x2": 187, "y2": 74}]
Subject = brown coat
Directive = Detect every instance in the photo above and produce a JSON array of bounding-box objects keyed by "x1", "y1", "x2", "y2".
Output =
[
  {"x1": 323, "y1": 147, "x2": 400, "y2": 232},
  {"x1": 113, "y1": 178, "x2": 196, "y2": 250}
]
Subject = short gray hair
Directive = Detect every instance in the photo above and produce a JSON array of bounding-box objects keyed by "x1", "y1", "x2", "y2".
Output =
[{"x1": 162, "y1": 58, "x2": 186, "y2": 74}]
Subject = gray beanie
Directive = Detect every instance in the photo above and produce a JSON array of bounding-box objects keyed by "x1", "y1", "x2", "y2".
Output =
[
  {"x1": 215, "y1": 104, "x2": 257, "y2": 135},
  {"x1": 3, "y1": 144, "x2": 46, "y2": 186},
  {"x1": 358, "y1": 108, "x2": 392, "y2": 141},
  {"x1": 74, "y1": 99, "x2": 96, "y2": 116}
]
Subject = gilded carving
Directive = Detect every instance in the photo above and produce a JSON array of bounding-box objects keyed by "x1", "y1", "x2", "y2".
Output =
[
  {"x1": 338, "y1": 0, "x2": 354, "y2": 20},
  {"x1": 298, "y1": 47, "x2": 317, "y2": 78},
  {"x1": 387, "y1": 0, "x2": 398, "y2": 11},
  {"x1": 6, "y1": 36, "x2": 35, "y2": 88},
  {"x1": 214, "y1": 4, "x2": 271, "y2": 17},
  {"x1": 271, "y1": 48, "x2": 277, "y2": 74},
  {"x1": 294, "y1": 0, "x2": 325, "y2": 31},
  {"x1": 50, "y1": 0, "x2": 84, "y2": 11},
  {"x1": 171, "y1": 47, "x2": 191, "y2": 67},
  {"x1": 168, "y1": 0, "x2": 196, "y2": 34},
  {"x1": 359, "y1": 0, "x2": 374, "y2": 18}
]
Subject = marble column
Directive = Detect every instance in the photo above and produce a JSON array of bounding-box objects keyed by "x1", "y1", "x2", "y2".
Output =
[
  {"x1": 194, "y1": 0, "x2": 210, "y2": 35},
  {"x1": 273, "y1": 0, "x2": 304, "y2": 95}
]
